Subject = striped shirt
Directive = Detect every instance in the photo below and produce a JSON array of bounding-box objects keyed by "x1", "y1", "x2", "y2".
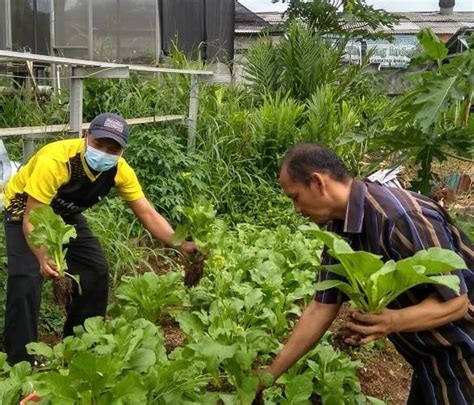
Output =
[{"x1": 315, "y1": 179, "x2": 474, "y2": 405}]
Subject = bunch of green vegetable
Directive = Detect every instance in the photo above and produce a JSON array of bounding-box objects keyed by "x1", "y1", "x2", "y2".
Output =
[
  {"x1": 303, "y1": 226, "x2": 464, "y2": 313},
  {"x1": 28, "y1": 205, "x2": 80, "y2": 306}
]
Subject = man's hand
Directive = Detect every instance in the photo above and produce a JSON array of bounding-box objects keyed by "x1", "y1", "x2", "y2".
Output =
[
  {"x1": 346, "y1": 294, "x2": 468, "y2": 344},
  {"x1": 178, "y1": 241, "x2": 198, "y2": 257},
  {"x1": 38, "y1": 255, "x2": 59, "y2": 279},
  {"x1": 252, "y1": 370, "x2": 275, "y2": 405},
  {"x1": 346, "y1": 308, "x2": 399, "y2": 345}
]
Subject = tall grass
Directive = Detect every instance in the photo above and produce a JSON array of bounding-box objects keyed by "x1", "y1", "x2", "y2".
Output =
[{"x1": 85, "y1": 198, "x2": 163, "y2": 286}]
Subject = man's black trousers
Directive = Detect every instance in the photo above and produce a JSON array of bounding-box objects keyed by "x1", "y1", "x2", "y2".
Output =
[{"x1": 3, "y1": 213, "x2": 109, "y2": 364}]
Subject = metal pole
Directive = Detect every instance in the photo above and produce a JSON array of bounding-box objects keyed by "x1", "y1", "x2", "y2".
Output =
[
  {"x1": 187, "y1": 74, "x2": 199, "y2": 151},
  {"x1": 33, "y1": 0, "x2": 38, "y2": 53},
  {"x1": 116, "y1": 0, "x2": 121, "y2": 62},
  {"x1": 5, "y1": 0, "x2": 12, "y2": 50},
  {"x1": 88, "y1": 0, "x2": 93, "y2": 60},
  {"x1": 155, "y1": 0, "x2": 161, "y2": 62},
  {"x1": 50, "y1": 0, "x2": 58, "y2": 93},
  {"x1": 22, "y1": 135, "x2": 36, "y2": 163},
  {"x1": 69, "y1": 67, "x2": 83, "y2": 137}
]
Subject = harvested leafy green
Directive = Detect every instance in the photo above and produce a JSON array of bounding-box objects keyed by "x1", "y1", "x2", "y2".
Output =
[
  {"x1": 28, "y1": 205, "x2": 81, "y2": 299},
  {"x1": 303, "y1": 225, "x2": 464, "y2": 313}
]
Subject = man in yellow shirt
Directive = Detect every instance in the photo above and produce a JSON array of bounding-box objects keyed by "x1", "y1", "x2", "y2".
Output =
[{"x1": 4, "y1": 112, "x2": 196, "y2": 364}]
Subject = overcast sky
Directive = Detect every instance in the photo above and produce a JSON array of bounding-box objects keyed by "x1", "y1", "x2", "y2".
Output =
[{"x1": 239, "y1": 0, "x2": 474, "y2": 12}]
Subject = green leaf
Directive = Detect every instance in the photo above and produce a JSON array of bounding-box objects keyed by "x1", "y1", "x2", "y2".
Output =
[
  {"x1": 171, "y1": 311, "x2": 205, "y2": 336},
  {"x1": 28, "y1": 205, "x2": 77, "y2": 275},
  {"x1": 412, "y1": 76, "x2": 460, "y2": 131},
  {"x1": 428, "y1": 275, "x2": 461, "y2": 293},
  {"x1": 108, "y1": 372, "x2": 147, "y2": 403},
  {"x1": 129, "y1": 348, "x2": 156, "y2": 370},
  {"x1": 313, "y1": 280, "x2": 363, "y2": 304},
  {"x1": 26, "y1": 342, "x2": 53, "y2": 359},
  {"x1": 237, "y1": 375, "x2": 260, "y2": 405},
  {"x1": 284, "y1": 372, "x2": 313, "y2": 404},
  {"x1": 188, "y1": 337, "x2": 237, "y2": 375},
  {"x1": 417, "y1": 28, "x2": 448, "y2": 62},
  {"x1": 171, "y1": 224, "x2": 189, "y2": 246},
  {"x1": 397, "y1": 247, "x2": 467, "y2": 275}
]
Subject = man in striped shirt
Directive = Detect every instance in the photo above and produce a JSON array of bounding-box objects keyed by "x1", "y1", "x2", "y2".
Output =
[{"x1": 262, "y1": 143, "x2": 473, "y2": 404}]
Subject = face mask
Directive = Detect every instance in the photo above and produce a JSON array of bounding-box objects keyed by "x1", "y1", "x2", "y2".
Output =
[{"x1": 84, "y1": 143, "x2": 120, "y2": 172}]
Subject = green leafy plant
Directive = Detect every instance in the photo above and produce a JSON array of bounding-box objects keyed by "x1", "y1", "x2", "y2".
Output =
[
  {"x1": 28, "y1": 206, "x2": 80, "y2": 306},
  {"x1": 172, "y1": 199, "x2": 225, "y2": 249},
  {"x1": 23, "y1": 317, "x2": 211, "y2": 404},
  {"x1": 108, "y1": 271, "x2": 185, "y2": 323},
  {"x1": 244, "y1": 22, "x2": 372, "y2": 104},
  {"x1": 0, "y1": 354, "x2": 32, "y2": 404},
  {"x1": 372, "y1": 29, "x2": 474, "y2": 193},
  {"x1": 286, "y1": 0, "x2": 401, "y2": 40},
  {"x1": 305, "y1": 226, "x2": 464, "y2": 313},
  {"x1": 125, "y1": 128, "x2": 207, "y2": 222},
  {"x1": 265, "y1": 337, "x2": 383, "y2": 405}
]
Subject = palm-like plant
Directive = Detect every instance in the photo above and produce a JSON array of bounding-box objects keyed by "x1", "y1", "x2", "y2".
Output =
[{"x1": 244, "y1": 21, "x2": 371, "y2": 103}]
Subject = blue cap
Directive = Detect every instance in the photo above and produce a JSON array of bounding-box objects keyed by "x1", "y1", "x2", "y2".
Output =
[{"x1": 89, "y1": 113, "x2": 129, "y2": 148}]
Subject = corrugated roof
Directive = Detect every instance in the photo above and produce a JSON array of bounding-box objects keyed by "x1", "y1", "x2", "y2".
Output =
[
  {"x1": 235, "y1": 26, "x2": 266, "y2": 34},
  {"x1": 396, "y1": 12, "x2": 474, "y2": 22},
  {"x1": 256, "y1": 12, "x2": 286, "y2": 24},
  {"x1": 415, "y1": 21, "x2": 469, "y2": 34},
  {"x1": 235, "y1": 5, "x2": 474, "y2": 37}
]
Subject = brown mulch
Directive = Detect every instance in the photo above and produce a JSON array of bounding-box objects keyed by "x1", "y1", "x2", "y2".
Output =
[
  {"x1": 357, "y1": 345, "x2": 411, "y2": 404},
  {"x1": 159, "y1": 315, "x2": 186, "y2": 353}
]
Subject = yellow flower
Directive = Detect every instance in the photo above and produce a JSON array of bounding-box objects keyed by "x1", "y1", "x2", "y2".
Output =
[
  {"x1": 212, "y1": 255, "x2": 226, "y2": 268},
  {"x1": 181, "y1": 172, "x2": 192, "y2": 178}
]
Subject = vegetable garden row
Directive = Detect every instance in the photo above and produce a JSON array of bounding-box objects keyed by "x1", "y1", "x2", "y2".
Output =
[{"x1": 0, "y1": 4, "x2": 472, "y2": 403}]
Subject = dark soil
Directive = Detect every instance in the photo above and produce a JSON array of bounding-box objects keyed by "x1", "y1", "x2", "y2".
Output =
[
  {"x1": 252, "y1": 391, "x2": 264, "y2": 405},
  {"x1": 52, "y1": 275, "x2": 73, "y2": 307}
]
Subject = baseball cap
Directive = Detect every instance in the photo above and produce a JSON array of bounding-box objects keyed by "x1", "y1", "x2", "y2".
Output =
[{"x1": 89, "y1": 113, "x2": 129, "y2": 148}]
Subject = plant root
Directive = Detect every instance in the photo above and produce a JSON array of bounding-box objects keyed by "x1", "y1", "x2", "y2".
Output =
[
  {"x1": 184, "y1": 252, "x2": 206, "y2": 287},
  {"x1": 52, "y1": 275, "x2": 73, "y2": 307}
]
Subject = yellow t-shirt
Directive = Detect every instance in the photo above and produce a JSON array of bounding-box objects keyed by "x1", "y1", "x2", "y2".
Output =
[{"x1": 5, "y1": 138, "x2": 144, "y2": 217}]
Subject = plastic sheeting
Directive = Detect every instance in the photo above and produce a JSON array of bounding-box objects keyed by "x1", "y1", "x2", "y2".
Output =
[
  {"x1": 93, "y1": 0, "x2": 157, "y2": 63},
  {"x1": 2, "y1": 0, "x2": 234, "y2": 63},
  {"x1": 205, "y1": 0, "x2": 235, "y2": 61},
  {"x1": 160, "y1": 0, "x2": 234, "y2": 61},
  {"x1": 11, "y1": 0, "x2": 50, "y2": 54},
  {"x1": 54, "y1": 0, "x2": 89, "y2": 59},
  {"x1": 54, "y1": 0, "x2": 158, "y2": 63}
]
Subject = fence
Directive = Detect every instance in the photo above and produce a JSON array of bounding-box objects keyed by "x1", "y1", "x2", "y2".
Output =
[{"x1": 0, "y1": 49, "x2": 214, "y2": 163}]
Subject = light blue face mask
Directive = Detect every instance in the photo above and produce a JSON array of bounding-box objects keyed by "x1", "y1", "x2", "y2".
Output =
[{"x1": 84, "y1": 144, "x2": 121, "y2": 172}]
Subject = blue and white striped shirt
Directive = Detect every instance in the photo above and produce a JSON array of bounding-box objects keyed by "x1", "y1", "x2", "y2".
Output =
[{"x1": 315, "y1": 179, "x2": 474, "y2": 405}]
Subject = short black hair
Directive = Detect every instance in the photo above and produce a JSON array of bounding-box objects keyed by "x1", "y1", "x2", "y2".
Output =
[{"x1": 280, "y1": 143, "x2": 351, "y2": 185}]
